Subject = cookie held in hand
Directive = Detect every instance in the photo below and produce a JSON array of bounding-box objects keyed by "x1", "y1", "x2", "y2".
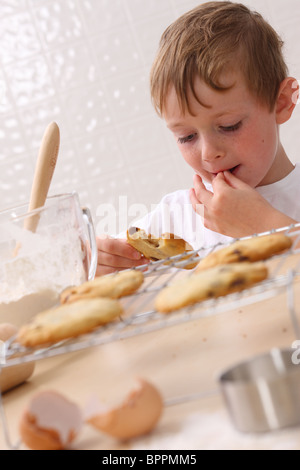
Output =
[{"x1": 127, "y1": 227, "x2": 198, "y2": 269}]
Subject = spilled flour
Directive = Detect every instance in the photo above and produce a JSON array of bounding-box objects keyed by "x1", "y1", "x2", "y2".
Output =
[{"x1": 133, "y1": 410, "x2": 299, "y2": 450}]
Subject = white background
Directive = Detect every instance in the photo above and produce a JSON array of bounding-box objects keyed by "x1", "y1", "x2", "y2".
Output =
[{"x1": 1, "y1": 0, "x2": 300, "y2": 235}]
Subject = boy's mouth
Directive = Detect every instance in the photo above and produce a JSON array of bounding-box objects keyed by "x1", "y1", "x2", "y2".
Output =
[{"x1": 212, "y1": 165, "x2": 240, "y2": 177}]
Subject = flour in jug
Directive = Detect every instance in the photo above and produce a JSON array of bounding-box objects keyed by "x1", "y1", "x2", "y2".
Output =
[{"x1": 0, "y1": 225, "x2": 87, "y2": 327}]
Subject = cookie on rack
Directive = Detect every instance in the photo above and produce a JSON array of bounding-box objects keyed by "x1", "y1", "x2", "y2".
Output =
[
  {"x1": 60, "y1": 269, "x2": 144, "y2": 304},
  {"x1": 16, "y1": 298, "x2": 123, "y2": 348},
  {"x1": 127, "y1": 227, "x2": 198, "y2": 269},
  {"x1": 155, "y1": 262, "x2": 268, "y2": 313},
  {"x1": 196, "y1": 233, "x2": 292, "y2": 272}
]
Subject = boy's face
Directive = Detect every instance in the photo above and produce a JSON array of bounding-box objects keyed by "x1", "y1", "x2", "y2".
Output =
[{"x1": 164, "y1": 71, "x2": 284, "y2": 188}]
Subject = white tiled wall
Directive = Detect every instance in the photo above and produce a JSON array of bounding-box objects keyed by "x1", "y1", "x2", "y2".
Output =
[{"x1": 1, "y1": 0, "x2": 300, "y2": 235}]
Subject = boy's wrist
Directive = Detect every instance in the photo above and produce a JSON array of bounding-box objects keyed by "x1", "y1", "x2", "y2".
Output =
[{"x1": 264, "y1": 207, "x2": 296, "y2": 232}]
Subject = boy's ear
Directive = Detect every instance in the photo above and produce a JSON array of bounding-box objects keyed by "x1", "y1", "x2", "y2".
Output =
[{"x1": 276, "y1": 77, "x2": 299, "y2": 124}]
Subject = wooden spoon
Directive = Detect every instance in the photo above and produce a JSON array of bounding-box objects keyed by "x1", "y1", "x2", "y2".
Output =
[{"x1": 14, "y1": 122, "x2": 60, "y2": 254}]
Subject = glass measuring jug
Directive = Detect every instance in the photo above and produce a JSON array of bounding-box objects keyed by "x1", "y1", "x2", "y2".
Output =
[{"x1": 0, "y1": 192, "x2": 97, "y2": 326}]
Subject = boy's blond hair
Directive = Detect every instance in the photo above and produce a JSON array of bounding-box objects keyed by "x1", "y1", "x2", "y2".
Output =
[{"x1": 150, "y1": 1, "x2": 288, "y2": 115}]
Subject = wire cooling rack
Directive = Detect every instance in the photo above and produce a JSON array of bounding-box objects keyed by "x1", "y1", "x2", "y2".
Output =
[
  {"x1": 1, "y1": 224, "x2": 300, "y2": 369},
  {"x1": 1, "y1": 224, "x2": 300, "y2": 451}
]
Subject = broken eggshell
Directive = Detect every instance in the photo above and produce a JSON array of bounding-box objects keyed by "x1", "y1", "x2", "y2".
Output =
[
  {"x1": 85, "y1": 377, "x2": 163, "y2": 441},
  {"x1": 19, "y1": 390, "x2": 83, "y2": 450}
]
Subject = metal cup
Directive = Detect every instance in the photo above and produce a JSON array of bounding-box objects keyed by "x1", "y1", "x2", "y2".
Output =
[{"x1": 218, "y1": 347, "x2": 300, "y2": 433}]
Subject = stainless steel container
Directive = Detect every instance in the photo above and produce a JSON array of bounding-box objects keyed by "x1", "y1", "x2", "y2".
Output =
[{"x1": 218, "y1": 347, "x2": 300, "y2": 433}]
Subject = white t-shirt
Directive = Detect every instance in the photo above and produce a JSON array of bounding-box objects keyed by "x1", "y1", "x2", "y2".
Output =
[{"x1": 129, "y1": 163, "x2": 300, "y2": 250}]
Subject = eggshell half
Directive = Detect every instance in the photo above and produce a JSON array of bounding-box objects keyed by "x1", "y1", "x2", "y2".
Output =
[
  {"x1": 0, "y1": 323, "x2": 35, "y2": 393},
  {"x1": 86, "y1": 378, "x2": 163, "y2": 440},
  {"x1": 19, "y1": 390, "x2": 83, "y2": 450}
]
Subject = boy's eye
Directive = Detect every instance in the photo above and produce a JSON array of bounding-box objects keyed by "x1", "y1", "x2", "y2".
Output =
[
  {"x1": 177, "y1": 133, "x2": 196, "y2": 144},
  {"x1": 220, "y1": 121, "x2": 242, "y2": 132}
]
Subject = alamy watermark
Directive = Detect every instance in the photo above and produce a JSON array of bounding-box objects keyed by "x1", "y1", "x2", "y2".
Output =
[{"x1": 95, "y1": 196, "x2": 205, "y2": 247}]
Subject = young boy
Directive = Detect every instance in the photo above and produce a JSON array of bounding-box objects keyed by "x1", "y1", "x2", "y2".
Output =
[{"x1": 96, "y1": 1, "x2": 300, "y2": 276}]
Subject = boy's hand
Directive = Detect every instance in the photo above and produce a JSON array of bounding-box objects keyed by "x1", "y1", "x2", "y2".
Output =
[
  {"x1": 190, "y1": 172, "x2": 294, "y2": 238},
  {"x1": 96, "y1": 236, "x2": 148, "y2": 276}
]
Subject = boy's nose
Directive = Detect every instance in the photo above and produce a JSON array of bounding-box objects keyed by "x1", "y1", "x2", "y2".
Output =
[{"x1": 201, "y1": 136, "x2": 223, "y2": 162}]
